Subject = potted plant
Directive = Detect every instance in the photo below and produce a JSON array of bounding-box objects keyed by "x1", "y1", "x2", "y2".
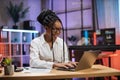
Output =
[
  {"x1": 1, "y1": 57, "x2": 14, "y2": 75},
  {"x1": 6, "y1": 1, "x2": 29, "y2": 29},
  {"x1": 68, "y1": 35, "x2": 77, "y2": 45}
]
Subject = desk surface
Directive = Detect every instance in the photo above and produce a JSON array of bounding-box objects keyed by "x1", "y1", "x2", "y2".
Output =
[{"x1": 0, "y1": 65, "x2": 120, "y2": 80}]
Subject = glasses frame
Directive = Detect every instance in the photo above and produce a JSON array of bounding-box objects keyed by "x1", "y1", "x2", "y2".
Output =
[{"x1": 51, "y1": 27, "x2": 63, "y2": 33}]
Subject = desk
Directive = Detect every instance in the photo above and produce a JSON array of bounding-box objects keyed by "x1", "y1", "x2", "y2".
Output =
[{"x1": 0, "y1": 65, "x2": 120, "y2": 80}]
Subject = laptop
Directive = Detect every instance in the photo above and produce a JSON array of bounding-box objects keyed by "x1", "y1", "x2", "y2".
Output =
[{"x1": 57, "y1": 50, "x2": 101, "y2": 71}]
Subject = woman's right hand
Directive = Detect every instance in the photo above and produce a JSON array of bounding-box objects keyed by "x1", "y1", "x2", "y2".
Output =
[{"x1": 53, "y1": 62, "x2": 77, "y2": 69}]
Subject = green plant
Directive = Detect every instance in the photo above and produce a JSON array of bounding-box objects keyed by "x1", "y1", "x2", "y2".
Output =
[
  {"x1": 6, "y1": 1, "x2": 29, "y2": 26},
  {"x1": 1, "y1": 57, "x2": 12, "y2": 67},
  {"x1": 68, "y1": 35, "x2": 77, "y2": 42}
]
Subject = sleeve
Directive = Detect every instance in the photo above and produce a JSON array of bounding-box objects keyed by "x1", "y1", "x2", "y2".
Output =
[{"x1": 29, "y1": 39, "x2": 54, "y2": 69}]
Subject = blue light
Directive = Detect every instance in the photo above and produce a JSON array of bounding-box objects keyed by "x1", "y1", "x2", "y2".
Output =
[
  {"x1": 84, "y1": 30, "x2": 88, "y2": 45},
  {"x1": 2, "y1": 29, "x2": 39, "y2": 33}
]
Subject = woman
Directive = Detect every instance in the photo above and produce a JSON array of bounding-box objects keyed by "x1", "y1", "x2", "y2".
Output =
[{"x1": 30, "y1": 9, "x2": 77, "y2": 69}]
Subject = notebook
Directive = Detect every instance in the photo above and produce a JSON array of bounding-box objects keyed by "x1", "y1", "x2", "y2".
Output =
[{"x1": 57, "y1": 50, "x2": 101, "y2": 71}]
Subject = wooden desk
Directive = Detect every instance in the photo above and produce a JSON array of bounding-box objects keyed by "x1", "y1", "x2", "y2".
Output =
[{"x1": 0, "y1": 65, "x2": 120, "y2": 80}]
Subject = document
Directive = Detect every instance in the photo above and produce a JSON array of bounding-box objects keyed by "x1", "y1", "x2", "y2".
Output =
[{"x1": 22, "y1": 67, "x2": 51, "y2": 73}]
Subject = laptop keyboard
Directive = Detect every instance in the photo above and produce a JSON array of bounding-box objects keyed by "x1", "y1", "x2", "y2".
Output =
[{"x1": 57, "y1": 67, "x2": 76, "y2": 71}]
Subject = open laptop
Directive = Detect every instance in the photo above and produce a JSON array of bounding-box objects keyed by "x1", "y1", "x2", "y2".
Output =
[{"x1": 57, "y1": 50, "x2": 101, "y2": 71}]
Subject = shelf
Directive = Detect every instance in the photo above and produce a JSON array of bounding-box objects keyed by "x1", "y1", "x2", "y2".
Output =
[
  {"x1": 11, "y1": 44, "x2": 21, "y2": 56},
  {"x1": 0, "y1": 29, "x2": 38, "y2": 67},
  {"x1": 11, "y1": 55, "x2": 21, "y2": 57},
  {"x1": 0, "y1": 31, "x2": 9, "y2": 43},
  {"x1": 2, "y1": 29, "x2": 38, "y2": 33}
]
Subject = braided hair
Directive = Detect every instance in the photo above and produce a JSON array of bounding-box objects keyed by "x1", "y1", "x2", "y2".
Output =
[{"x1": 37, "y1": 9, "x2": 62, "y2": 28}]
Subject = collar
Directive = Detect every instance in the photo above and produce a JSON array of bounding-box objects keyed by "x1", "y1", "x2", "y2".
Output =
[{"x1": 40, "y1": 33, "x2": 59, "y2": 45}]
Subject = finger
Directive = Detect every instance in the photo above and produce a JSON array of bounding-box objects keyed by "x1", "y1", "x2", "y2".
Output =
[
  {"x1": 65, "y1": 63, "x2": 74, "y2": 68},
  {"x1": 60, "y1": 63, "x2": 69, "y2": 69},
  {"x1": 63, "y1": 65, "x2": 69, "y2": 69},
  {"x1": 70, "y1": 62, "x2": 78, "y2": 67},
  {"x1": 73, "y1": 62, "x2": 78, "y2": 66}
]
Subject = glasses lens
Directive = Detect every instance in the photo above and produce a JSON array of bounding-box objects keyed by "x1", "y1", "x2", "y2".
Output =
[{"x1": 52, "y1": 28, "x2": 62, "y2": 32}]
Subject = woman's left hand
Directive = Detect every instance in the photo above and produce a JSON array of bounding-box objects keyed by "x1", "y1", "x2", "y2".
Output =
[{"x1": 68, "y1": 61, "x2": 78, "y2": 68}]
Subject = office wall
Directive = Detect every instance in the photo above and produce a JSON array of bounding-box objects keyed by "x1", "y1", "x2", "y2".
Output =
[
  {"x1": 96, "y1": 0, "x2": 119, "y2": 43},
  {"x1": 49, "y1": 0, "x2": 92, "y2": 45},
  {"x1": 0, "y1": 0, "x2": 41, "y2": 31}
]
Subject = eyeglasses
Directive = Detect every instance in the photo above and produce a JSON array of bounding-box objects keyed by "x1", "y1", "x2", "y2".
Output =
[{"x1": 52, "y1": 27, "x2": 63, "y2": 32}]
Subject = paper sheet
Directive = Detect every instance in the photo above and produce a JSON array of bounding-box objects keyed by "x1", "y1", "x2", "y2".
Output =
[{"x1": 22, "y1": 67, "x2": 51, "y2": 73}]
